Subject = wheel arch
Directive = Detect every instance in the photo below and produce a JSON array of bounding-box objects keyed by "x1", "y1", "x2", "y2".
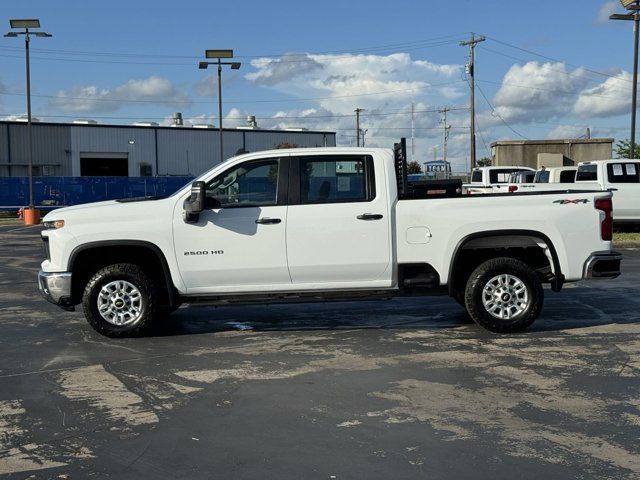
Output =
[
  {"x1": 68, "y1": 240, "x2": 178, "y2": 307},
  {"x1": 447, "y1": 229, "x2": 564, "y2": 297}
]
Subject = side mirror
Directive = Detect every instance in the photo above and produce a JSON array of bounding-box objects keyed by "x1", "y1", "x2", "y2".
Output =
[{"x1": 183, "y1": 181, "x2": 206, "y2": 223}]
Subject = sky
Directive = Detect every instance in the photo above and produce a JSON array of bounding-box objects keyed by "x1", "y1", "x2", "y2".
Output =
[{"x1": 0, "y1": 0, "x2": 637, "y2": 171}]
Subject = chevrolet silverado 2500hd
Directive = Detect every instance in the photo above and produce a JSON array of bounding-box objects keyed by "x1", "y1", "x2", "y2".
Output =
[{"x1": 38, "y1": 147, "x2": 621, "y2": 337}]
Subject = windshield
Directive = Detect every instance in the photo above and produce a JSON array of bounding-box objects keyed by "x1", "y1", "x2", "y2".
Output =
[{"x1": 169, "y1": 155, "x2": 240, "y2": 197}]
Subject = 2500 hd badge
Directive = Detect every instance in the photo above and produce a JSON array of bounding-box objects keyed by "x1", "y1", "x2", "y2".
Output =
[{"x1": 184, "y1": 250, "x2": 224, "y2": 255}]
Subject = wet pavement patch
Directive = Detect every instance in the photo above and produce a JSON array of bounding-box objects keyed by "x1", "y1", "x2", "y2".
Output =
[{"x1": 0, "y1": 226, "x2": 639, "y2": 479}]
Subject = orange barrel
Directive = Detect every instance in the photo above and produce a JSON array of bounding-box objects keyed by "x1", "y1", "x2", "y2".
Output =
[{"x1": 23, "y1": 207, "x2": 40, "y2": 225}]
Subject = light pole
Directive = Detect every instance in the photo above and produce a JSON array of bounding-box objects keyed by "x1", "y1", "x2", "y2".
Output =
[
  {"x1": 611, "y1": 0, "x2": 640, "y2": 158},
  {"x1": 199, "y1": 50, "x2": 240, "y2": 163},
  {"x1": 5, "y1": 19, "x2": 51, "y2": 223}
]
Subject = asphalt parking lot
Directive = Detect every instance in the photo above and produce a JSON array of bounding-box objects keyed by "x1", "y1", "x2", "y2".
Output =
[{"x1": 0, "y1": 223, "x2": 639, "y2": 479}]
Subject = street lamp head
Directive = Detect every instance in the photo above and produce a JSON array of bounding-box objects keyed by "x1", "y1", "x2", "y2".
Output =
[
  {"x1": 231, "y1": 62, "x2": 241, "y2": 70},
  {"x1": 34, "y1": 32, "x2": 52, "y2": 37},
  {"x1": 198, "y1": 61, "x2": 209, "y2": 70},
  {"x1": 205, "y1": 49, "x2": 233, "y2": 59},
  {"x1": 9, "y1": 19, "x2": 40, "y2": 29},
  {"x1": 4, "y1": 32, "x2": 18, "y2": 37}
]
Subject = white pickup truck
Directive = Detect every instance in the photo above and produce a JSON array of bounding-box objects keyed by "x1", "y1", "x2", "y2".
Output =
[
  {"x1": 575, "y1": 159, "x2": 640, "y2": 224},
  {"x1": 38, "y1": 147, "x2": 621, "y2": 337},
  {"x1": 507, "y1": 167, "x2": 578, "y2": 193},
  {"x1": 463, "y1": 166, "x2": 535, "y2": 194}
]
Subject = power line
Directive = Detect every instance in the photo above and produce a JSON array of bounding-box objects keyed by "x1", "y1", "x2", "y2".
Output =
[
  {"x1": 0, "y1": 33, "x2": 468, "y2": 60},
  {"x1": 0, "y1": 81, "x2": 467, "y2": 105},
  {"x1": 475, "y1": 81, "x2": 528, "y2": 139},
  {"x1": 484, "y1": 35, "x2": 633, "y2": 84},
  {"x1": 478, "y1": 45, "x2": 631, "y2": 93},
  {"x1": 476, "y1": 79, "x2": 628, "y2": 101}
]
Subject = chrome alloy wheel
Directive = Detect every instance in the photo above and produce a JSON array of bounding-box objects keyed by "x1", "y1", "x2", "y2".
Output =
[
  {"x1": 481, "y1": 274, "x2": 529, "y2": 320},
  {"x1": 97, "y1": 280, "x2": 143, "y2": 326}
]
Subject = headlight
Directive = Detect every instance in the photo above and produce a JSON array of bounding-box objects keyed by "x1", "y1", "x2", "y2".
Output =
[{"x1": 42, "y1": 219, "x2": 65, "y2": 229}]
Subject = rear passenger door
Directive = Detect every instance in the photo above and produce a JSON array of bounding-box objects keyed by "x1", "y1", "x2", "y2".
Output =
[{"x1": 285, "y1": 154, "x2": 393, "y2": 287}]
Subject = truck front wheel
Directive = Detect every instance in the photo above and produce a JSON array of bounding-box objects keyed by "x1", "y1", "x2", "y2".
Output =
[
  {"x1": 82, "y1": 263, "x2": 160, "y2": 337},
  {"x1": 464, "y1": 257, "x2": 543, "y2": 333}
]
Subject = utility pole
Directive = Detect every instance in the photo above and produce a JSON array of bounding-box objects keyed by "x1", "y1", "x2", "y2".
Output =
[
  {"x1": 460, "y1": 33, "x2": 485, "y2": 172},
  {"x1": 354, "y1": 108, "x2": 365, "y2": 147},
  {"x1": 610, "y1": 1, "x2": 640, "y2": 158},
  {"x1": 439, "y1": 106, "x2": 451, "y2": 179},
  {"x1": 411, "y1": 102, "x2": 415, "y2": 162}
]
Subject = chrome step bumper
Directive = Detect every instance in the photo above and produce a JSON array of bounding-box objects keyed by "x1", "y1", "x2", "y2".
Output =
[{"x1": 583, "y1": 252, "x2": 622, "y2": 279}]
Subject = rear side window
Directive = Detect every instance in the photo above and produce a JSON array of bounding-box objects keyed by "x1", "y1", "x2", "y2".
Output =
[
  {"x1": 576, "y1": 164, "x2": 597, "y2": 181},
  {"x1": 471, "y1": 171, "x2": 482, "y2": 182},
  {"x1": 489, "y1": 169, "x2": 527, "y2": 184},
  {"x1": 559, "y1": 170, "x2": 576, "y2": 183},
  {"x1": 607, "y1": 162, "x2": 640, "y2": 183},
  {"x1": 299, "y1": 155, "x2": 374, "y2": 204}
]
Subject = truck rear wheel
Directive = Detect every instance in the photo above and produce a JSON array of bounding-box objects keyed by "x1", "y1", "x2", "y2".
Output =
[
  {"x1": 464, "y1": 257, "x2": 543, "y2": 333},
  {"x1": 82, "y1": 263, "x2": 160, "y2": 337}
]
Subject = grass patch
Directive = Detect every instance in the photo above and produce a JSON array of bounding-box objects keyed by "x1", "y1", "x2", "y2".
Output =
[{"x1": 613, "y1": 231, "x2": 640, "y2": 246}]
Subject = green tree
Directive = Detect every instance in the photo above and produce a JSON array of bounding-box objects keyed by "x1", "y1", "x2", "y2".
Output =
[
  {"x1": 614, "y1": 139, "x2": 640, "y2": 159},
  {"x1": 407, "y1": 161, "x2": 423, "y2": 174},
  {"x1": 477, "y1": 157, "x2": 492, "y2": 167}
]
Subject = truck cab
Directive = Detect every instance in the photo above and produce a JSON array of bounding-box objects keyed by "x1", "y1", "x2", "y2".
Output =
[
  {"x1": 463, "y1": 166, "x2": 535, "y2": 194},
  {"x1": 576, "y1": 159, "x2": 640, "y2": 223}
]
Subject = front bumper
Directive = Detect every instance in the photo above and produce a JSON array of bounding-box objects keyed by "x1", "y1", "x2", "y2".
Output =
[
  {"x1": 583, "y1": 252, "x2": 622, "y2": 279},
  {"x1": 38, "y1": 270, "x2": 75, "y2": 311}
]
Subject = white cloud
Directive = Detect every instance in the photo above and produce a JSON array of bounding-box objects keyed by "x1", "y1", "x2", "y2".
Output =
[
  {"x1": 573, "y1": 71, "x2": 631, "y2": 117},
  {"x1": 491, "y1": 61, "x2": 589, "y2": 123},
  {"x1": 598, "y1": 1, "x2": 618, "y2": 23},
  {"x1": 547, "y1": 124, "x2": 591, "y2": 139},
  {"x1": 246, "y1": 52, "x2": 463, "y2": 114},
  {"x1": 50, "y1": 76, "x2": 191, "y2": 113}
]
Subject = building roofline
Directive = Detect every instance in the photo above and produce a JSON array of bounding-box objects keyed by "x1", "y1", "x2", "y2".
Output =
[
  {"x1": 0, "y1": 120, "x2": 336, "y2": 135},
  {"x1": 490, "y1": 138, "x2": 614, "y2": 147}
]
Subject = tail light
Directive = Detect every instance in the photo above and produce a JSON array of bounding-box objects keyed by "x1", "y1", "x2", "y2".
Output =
[
  {"x1": 508, "y1": 185, "x2": 518, "y2": 193},
  {"x1": 595, "y1": 197, "x2": 613, "y2": 241}
]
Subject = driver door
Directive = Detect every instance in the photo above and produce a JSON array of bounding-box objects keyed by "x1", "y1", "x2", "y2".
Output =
[{"x1": 172, "y1": 157, "x2": 291, "y2": 294}]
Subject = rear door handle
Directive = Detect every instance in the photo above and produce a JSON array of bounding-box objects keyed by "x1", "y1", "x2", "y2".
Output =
[
  {"x1": 255, "y1": 217, "x2": 281, "y2": 225},
  {"x1": 357, "y1": 213, "x2": 383, "y2": 221}
]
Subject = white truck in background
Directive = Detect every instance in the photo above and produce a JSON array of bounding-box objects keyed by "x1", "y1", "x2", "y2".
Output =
[
  {"x1": 575, "y1": 159, "x2": 640, "y2": 224},
  {"x1": 38, "y1": 145, "x2": 621, "y2": 338},
  {"x1": 463, "y1": 166, "x2": 535, "y2": 194},
  {"x1": 508, "y1": 167, "x2": 578, "y2": 193}
]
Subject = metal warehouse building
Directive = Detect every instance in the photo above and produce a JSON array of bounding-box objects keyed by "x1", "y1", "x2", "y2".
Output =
[{"x1": 0, "y1": 120, "x2": 336, "y2": 178}]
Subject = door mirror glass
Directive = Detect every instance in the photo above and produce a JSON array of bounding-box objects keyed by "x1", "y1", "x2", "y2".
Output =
[{"x1": 183, "y1": 181, "x2": 206, "y2": 222}]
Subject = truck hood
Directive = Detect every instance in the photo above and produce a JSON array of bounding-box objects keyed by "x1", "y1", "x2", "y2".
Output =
[{"x1": 42, "y1": 197, "x2": 170, "y2": 222}]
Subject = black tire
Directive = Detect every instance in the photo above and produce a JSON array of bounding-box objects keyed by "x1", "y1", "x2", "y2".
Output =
[
  {"x1": 82, "y1": 263, "x2": 160, "y2": 337},
  {"x1": 464, "y1": 257, "x2": 543, "y2": 333}
]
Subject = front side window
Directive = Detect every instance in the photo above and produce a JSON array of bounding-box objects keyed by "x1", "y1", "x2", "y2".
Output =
[
  {"x1": 206, "y1": 159, "x2": 279, "y2": 208},
  {"x1": 607, "y1": 162, "x2": 640, "y2": 183},
  {"x1": 299, "y1": 156, "x2": 373, "y2": 204}
]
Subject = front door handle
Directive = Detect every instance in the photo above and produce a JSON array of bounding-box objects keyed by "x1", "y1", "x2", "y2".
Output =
[
  {"x1": 357, "y1": 213, "x2": 383, "y2": 221},
  {"x1": 255, "y1": 217, "x2": 282, "y2": 225}
]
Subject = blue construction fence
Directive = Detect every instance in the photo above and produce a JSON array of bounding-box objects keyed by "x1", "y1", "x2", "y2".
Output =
[{"x1": 0, "y1": 176, "x2": 193, "y2": 210}]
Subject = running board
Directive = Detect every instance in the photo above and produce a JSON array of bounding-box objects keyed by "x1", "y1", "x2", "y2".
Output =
[{"x1": 183, "y1": 289, "x2": 396, "y2": 306}]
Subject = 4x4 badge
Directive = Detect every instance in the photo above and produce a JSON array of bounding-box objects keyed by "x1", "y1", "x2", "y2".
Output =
[{"x1": 553, "y1": 199, "x2": 590, "y2": 204}]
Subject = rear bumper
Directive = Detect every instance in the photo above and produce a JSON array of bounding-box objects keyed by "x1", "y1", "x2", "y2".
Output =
[
  {"x1": 37, "y1": 270, "x2": 75, "y2": 311},
  {"x1": 582, "y1": 252, "x2": 622, "y2": 279}
]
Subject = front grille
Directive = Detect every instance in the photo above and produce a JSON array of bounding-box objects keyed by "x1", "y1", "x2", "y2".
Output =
[{"x1": 42, "y1": 236, "x2": 50, "y2": 261}]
